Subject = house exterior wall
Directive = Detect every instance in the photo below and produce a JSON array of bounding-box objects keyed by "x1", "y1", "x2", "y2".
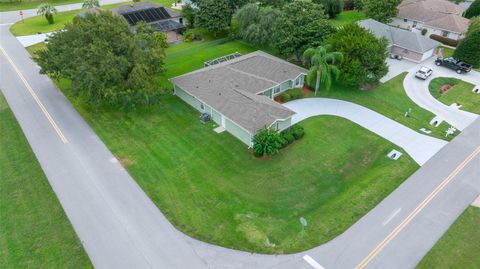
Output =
[
  {"x1": 390, "y1": 45, "x2": 423, "y2": 63},
  {"x1": 421, "y1": 48, "x2": 436, "y2": 61},
  {"x1": 225, "y1": 118, "x2": 252, "y2": 146},
  {"x1": 391, "y1": 17, "x2": 464, "y2": 40},
  {"x1": 174, "y1": 85, "x2": 204, "y2": 111},
  {"x1": 270, "y1": 74, "x2": 306, "y2": 98},
  {"x1": 276, "y1": 118, "x2": 292, "y2": 131}
]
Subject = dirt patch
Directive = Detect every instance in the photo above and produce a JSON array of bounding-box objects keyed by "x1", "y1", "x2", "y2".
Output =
[
  {"x1": 116, "y1": 156, "x2": 135, "y2": 167},
  {"x1": 439, "y1": 84, "x2": 454, "y2": 94}
]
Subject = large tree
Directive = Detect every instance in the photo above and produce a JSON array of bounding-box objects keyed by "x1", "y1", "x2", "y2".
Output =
[
  {"x1": 313, "y1": 0, "x2": 344, "y2": 18},
  {"x1": 325, "y1": 24, "x2": 388, "y2": 87},
  {"x1": 303, "y1": 45, "x2": 343, "y2": 95},
  {"x1": 233, "y1": 3, "x2": 280, "y2": 46},
  {"x1": 363, "y1": 0, "x2": 401, "y2": 23},
  {"x1": 273, "y1": 0, "x2": 335, "y2": 59},
  {"x1": 35, "y1": 13, "x2": 168, "y2": 108},
  {"x1": 37, "y1": 3, "x2": 57, "y2": 24},
  {"x1": 466, "y1": 16, "x2": 480, "y2": 36},
  {"x1": 454, "y1": 29, "x2": 480, "y2": 68},
  {"x1": 181, "y1": 3, "x2": 197, "y2": 27},
  {"x1": 464, "y1": 0, "x2": 480, "y2": 19},
  {"x1": 195, "y1": 0, "x2": 234, "y2": 35}
]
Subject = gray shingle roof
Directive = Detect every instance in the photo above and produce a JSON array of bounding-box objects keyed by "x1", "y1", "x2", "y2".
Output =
[
  {"x1": 358, "y1": 19, "x2": 439, "y2": 53},
  {"x1": 170, "y1": 51, "x2": 307, "y2": 133}
]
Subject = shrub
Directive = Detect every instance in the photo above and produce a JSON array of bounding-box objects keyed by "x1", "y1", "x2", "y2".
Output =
[
  {"x1": 253, "y1": 128, "x2": 281, "y2": 157},
  {"x1": 281, "y1": 93, "x2": 291, "y2": 102},
  {"x1": 282, "y1": 132, "x2": 295, "y2": 144},
  {"x1": 430, "y1": 34, "x2": 459, "y2": 47},
  {"x1": 465, "y1": 0, "x2": 480, "y2": 19},
  {"x1": 291, "y1": 125, "x2": 305, "y2": 139},
  {"x1": 183, "y1": 30, "x2": 195, "y2": 42},
  {"x1": 278, "y1": 136, "x2": 289, "y2": 148},
  {"x1": 421, "y1": 28, "x2": 427, "y2": 36}
]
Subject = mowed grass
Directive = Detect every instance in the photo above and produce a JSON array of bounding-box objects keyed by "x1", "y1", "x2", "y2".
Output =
[
  {"x1": 1, "y1": 0, "x2": 175, "y2": 11},
  {"x1": 26, "y1": 41, "x2": 419, "y2": 253},
  {"x1": 10, "y1": 2, "x2": 133, "y2": 36},
  {"x1": 317, "y1": 73, "x2": 455, "y2": 140},
  {"x1": 417, "y1": 206, "x2": 480, "y2": 269},
  {"x1": 428, "y1": 77, "x2": 479, "y2": 114},
  {"x1": 0, "y1": 93, "x2": 91, "y2": 268},
  {"x1": 330, "y1": 10, "x2": 366, "y2": 27}
]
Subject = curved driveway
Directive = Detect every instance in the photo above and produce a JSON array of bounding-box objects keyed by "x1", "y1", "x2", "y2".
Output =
[
  {"x1": 1, "y1": 4, "x2": 480, "y2": 269},
  {"x1": 283, "y1": 98, "x2": 447, "y2": 165},
  {"x1": 403, "y1": 60, "x2": 479, "y2": 130}
]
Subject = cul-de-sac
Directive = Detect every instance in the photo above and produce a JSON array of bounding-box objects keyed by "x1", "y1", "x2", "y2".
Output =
[{"x1": 1, "y1": 0, "x2": 479, "y2": 268}]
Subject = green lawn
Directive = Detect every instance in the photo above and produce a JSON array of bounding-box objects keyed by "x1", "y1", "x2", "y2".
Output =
[
  {"x1": 316, "y1": 73, "x2": 456, "y2": 140},
  {"x1": 26, "y1": 41, "x2": 419, "y2": 254},
  {"x1": 9, "y1": 0, "x2": 176, "y2": 36},
  {"x1": 429, "y1": 77, "x2": 479, "y2": 114},
  {"x1": 0, "y1": 93, "x2": 92, "y2": 268},
  {"x1": 330, "y1": 10, "x2": 366, "y2": 27},
  {"x1": 1, "y1": 0, "x2": 175, "y2": 11},
  {"x1": 417, "y1": 206, "x2": 480, "y2": 269}
]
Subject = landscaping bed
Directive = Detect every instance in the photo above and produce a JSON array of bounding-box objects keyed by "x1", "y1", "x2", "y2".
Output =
[
  {"x1": 428, "y1": 77, "x2": 479, "y2": 114},
  {"x1": 0, "y1": 93, "x2": 91, "y2": 268},
  {"x1": 417, "y1": 206, "x2": 480, "y2": 269},
  {"x1": 317, "y1": 73, "x2": 456, "y2": 140}
]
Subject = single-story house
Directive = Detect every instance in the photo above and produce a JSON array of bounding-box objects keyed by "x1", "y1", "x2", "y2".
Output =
[
  {"x1": 170, "y1": 51, "x2": 307, "y2": 147},
  {"x1": 391, "y1": 0, "x2": 470, "y2": 40},
  {"x1": 111, "y1": 2, "x2": 186, "y2": 43},
  {"x1": 358, "y1": 19, "x2": 440, "y2": 63}
]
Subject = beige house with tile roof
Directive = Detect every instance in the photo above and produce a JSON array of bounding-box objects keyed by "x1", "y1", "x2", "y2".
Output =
[{"x1": 391, "y1": 0, "x2": 470, "y2": 40}]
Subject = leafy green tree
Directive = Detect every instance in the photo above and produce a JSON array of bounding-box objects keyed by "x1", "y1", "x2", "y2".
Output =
[
  {"x1": 37, "y1": 3, "x2": 58, "y2": 24},
  {"x1": 35, "y1": 13, "x2": 168, "y2": 108},
  {"x1": 454, "y1": 29, "x2": 480, "y2": 68},
  {"x1": 253, "y1": 128, "x2": 281, "y2": 157},
  {"x1": 465, "y1": 0, "x2": 480, "y2": 19},
  {"x1": 353, "y1": 0, "x2": 363, "y2": 10},
  {"x1": 325, "y1": 24, "x2": 388, "y2": 87},
  {"x1": 313, "y1": 0, "x2": 344, "y2": 18},
  {"x1": 181, "y1": 3, "x2": 197, "y2": 27},
  {"x1": 82, "y1": 0, "x2": 99, "y2": 9},
  {"x1": 233, "y1": 3, "x2": 280, "y2": 46},
  {"x1": 196, "y1": 0, "x2": 233, "y2": 35},
  {"x1": 303, "y1": 45, "x2": 343, "y2": 95},
  {"x1": 363, "y1": 0, "x2": 401, "y2": 23},
  {"x1": 258, "y1": 0, "x2": 286, "y2": 7},
  {"x1": 273, "y1": 0, "x2": 335, "y2": 59},
  {"x1": 466, "y1": 16, "x2": 480, "y2": 36}
]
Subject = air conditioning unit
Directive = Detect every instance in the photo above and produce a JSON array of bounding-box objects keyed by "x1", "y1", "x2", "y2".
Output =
[{"x1": 200, "y1": 113, "x2": 211, "y2": 123}]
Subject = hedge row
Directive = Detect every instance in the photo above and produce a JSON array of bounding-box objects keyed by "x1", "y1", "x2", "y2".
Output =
[
  {"x1": 281, "y1": 88, "x2": 304, "y2": 102},
  {"x1": 429, "y1": 34, "x2": 460, "y2": 47}
]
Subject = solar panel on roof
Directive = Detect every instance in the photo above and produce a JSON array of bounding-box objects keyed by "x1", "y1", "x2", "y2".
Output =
[{"x1": 121, "y1": 7, "x2": 174, "y2": 26}]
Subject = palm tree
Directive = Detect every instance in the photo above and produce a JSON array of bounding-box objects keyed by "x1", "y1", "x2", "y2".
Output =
[
  {"x1": 37, "y1": 3, "x2": 58, "y2": 25},
  {"x1": 82, "y1": 0, "x2": 100, "y2": 9},
  {"x1": 302, "y1": 45, "x2": 343, "y2": 95}
]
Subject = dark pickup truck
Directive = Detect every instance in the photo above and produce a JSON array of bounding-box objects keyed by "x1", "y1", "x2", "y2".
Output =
[{"x1": 435, "y1": 57, "x2": 472, "y2": 74}]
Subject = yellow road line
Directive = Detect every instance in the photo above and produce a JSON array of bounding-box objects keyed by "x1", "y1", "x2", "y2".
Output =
[
  {"x1": 0, "y1": 45, "x2": 68, "y2": 143},
  {"x1": 355, "y1": 145, "x2": 480, "y2": 269}
]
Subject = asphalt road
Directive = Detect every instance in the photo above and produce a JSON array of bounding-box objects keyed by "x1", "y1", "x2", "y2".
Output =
[{"x1": 1, "y1": 3, "x2": 479, "y2": 268}]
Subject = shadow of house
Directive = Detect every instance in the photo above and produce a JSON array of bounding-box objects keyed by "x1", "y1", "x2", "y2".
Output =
[{"x1": 111, "y1": 2, "x2": 186, "y2": 43}]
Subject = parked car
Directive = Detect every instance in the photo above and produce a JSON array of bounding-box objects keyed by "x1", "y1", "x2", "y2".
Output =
[
  {"x1": 415, "y1": 66, "x2": 433, "y2": 80},
  {"x1": 435, "y1": 57, "x2": 472, "y2": 74}
]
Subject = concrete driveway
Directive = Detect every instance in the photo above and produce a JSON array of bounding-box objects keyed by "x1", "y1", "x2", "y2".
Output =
[
  {"x1": 380, "y1": 57, "x2": 418, "y2": 83},
  {"x1": 284, "y1": 98, "x2": 447, "y2": 165},
  {"x1": 403, "y1": 60, "x2": 479, "y2": 130}
]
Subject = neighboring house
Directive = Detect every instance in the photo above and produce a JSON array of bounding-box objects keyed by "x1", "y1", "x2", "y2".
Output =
[
  {"x1": 359, "y1": 19, "x2": 440, "y2": 63},
  {"x1": 111, "y1": 2, "x2": 186, "y2": 43},
  {"x1": 391, "y1": 0, "x2": 470, "y2": 40},
  {"x1": 170, "y1": 51, "x2": 307, "y2": 147}
]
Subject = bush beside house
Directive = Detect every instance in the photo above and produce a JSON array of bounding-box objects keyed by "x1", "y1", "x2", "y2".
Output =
[{"x1": 253, "y1": 125, "x2": 305, "y2": 157}]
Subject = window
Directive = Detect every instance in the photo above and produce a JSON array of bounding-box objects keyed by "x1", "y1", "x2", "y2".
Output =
[
  {"x1": 200, "y1": 103, "x2": 204, "y2": 110},
  {"x1": 274, "y1": 86, "x2": 280, "y2": 94},
  {"x1": 442, "y1": 31, "x2": 449, "y2": 37},
  {"x1": 295, "y1": 77, "x2": 300, "y2": 86},
  {"x1": 412, "y1": 21, "x2": 417, "y2": 27},
  {"x1": 403, "y1": 18, "x2": 407, "y2": 22}
]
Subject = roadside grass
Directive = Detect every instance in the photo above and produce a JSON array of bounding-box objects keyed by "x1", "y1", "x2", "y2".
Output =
[
  {"x1": 26, "y1": 42, "x2": 419, "y2": 254},
  {"x1": 1, "y1": 0, "x2": 174, "y2": 11},
  {"x1": 316, "y1": 73, "x2": 455, "y2": 140},
  {"x1": 0, "y1": 93, "x2": 91, "y2": 268},
  {"x1": 330, "y1": 10, "x2": 366, "y2": 27},
  {"x1": 429, "y1": 77, "x2": 479, "y2": 114},
  {"x1": 10, "y1": 1, "x2": 134, "y2": 36},
  {"x1": 417, "y1": 206, "x2": 480, "y2": 269}
]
